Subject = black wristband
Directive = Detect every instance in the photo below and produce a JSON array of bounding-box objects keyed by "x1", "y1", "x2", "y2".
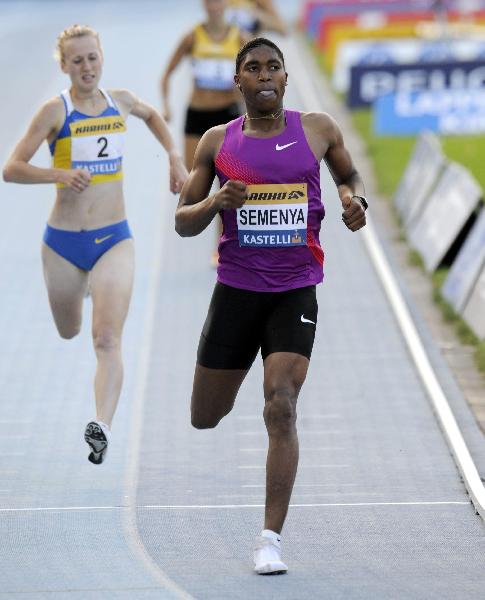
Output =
[{"x1": 352, "y1": 195, "x2": 368, "y2": 211}]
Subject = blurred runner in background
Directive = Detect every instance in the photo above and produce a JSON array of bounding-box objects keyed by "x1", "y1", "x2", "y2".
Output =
[{"x1": 161, "y1": 0, "x2": 250, "y2": 267}]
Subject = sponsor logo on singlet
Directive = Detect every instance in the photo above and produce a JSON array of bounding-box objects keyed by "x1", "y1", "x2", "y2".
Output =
[
  {"x1": 237, "y1": 183, "x2": 308, "y2": 247},
  {"x1": 70, "y1": 115, "x2": 125, "y2": 176}
]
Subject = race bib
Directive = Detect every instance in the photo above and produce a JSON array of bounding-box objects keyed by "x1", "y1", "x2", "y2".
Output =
[
  {"x1": 70, "y1": 115, "x2": 125, "y2": 175},
  {"x1": 193, "y1": 57, "x2": 235, "y2": 90},
  {"x1": 237, "y1": 183, "x2": 308, "y2": 247}
]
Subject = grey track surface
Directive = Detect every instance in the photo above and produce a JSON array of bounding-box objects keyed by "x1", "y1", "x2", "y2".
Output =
[{"x1": 1, "y1": 2, "x2": 484, "y2": 599}]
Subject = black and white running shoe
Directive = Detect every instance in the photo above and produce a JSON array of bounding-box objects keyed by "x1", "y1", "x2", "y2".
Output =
[{"x1": 84, "y1": 421, "x2": 110, "y2": 465}]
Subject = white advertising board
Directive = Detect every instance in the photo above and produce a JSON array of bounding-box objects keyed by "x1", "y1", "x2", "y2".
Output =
[
  {"x1": 408, "y1": 162, "x2": 483, "y2": 272},
  {"x1": 442, "y1": 208, "x2": 485, "y2": 313},
  {"x1": 463, "y1": 264, "x2": 485, "y2": 339},
  {"x1": 333, "y1": 38, "x2": 485, "y2": 93},
  {"x1": 394, "y1": 131, "x2": 445, "y2": 221}
]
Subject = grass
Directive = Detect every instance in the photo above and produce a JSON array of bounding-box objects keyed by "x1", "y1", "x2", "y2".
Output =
[
  {"x1": 432, "y1": 270, "x2": 485, "y2": 375},
  {"x1": 350, "y1": 109, "x2": 485, "y2": 195}
]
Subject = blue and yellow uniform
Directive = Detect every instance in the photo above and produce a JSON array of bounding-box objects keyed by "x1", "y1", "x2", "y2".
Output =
[
  {"x1": 44, "y1": 89, "x2": 132, "y2": 271},
  {"x1": 185, "y1": 25, "x2": 242, "y2": 137},
  {"x1": 191, "y1": 23, "x2": 240, "y2": 91},
  {"x1": 50, "y1": 88, "x2": 126, "y2": 186}
]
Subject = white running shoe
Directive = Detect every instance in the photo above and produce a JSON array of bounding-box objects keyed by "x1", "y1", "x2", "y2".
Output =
[
  {"x1": 84, "y1": 421, "x2": 111, "y2": 465},
  {"x1": 253, "y1": 531, "x2": 288, "y2": 575}
]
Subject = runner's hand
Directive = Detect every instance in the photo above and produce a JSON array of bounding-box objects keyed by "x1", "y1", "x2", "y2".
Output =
[
  {"x1": 169, "y1": 155, "x2": 189, "y2": 194},
  {"x1": 214, "y1": 180, "x2": 248, "y2": 210},
  {"x1": 57, "y1": 168, "x2": 92, "y2": 193},
  {"x1": 342, "y1": 195, "x2": 366, "y2": 231}
]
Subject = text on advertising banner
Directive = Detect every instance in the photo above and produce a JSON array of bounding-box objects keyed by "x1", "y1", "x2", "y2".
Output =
[
  {"x1": 374, "y1": 89, "x2": 485, "y2": 135},
  {"x1": 348, "y1": 60, "x2": 485, "y2": 108},
  {"x1": 333, "y1": 38, "x2": 485, "y2": 93}
]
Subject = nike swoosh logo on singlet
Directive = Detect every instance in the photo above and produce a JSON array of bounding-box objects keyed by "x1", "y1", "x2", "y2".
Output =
[
  {"x1": 275, "y1": 141, "x2": 298, "y2": 151},
  {"x1": 94, "y1": 234, "x2": 114, "y2": 244}
]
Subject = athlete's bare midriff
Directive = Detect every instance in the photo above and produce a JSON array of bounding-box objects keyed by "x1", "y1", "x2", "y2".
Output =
[
  {"x1": 189, "y1": 87, "x2": 239, "y2": 111},
  {"x1": 48, "y1": 179, "x2": 126, "y2": 230}
]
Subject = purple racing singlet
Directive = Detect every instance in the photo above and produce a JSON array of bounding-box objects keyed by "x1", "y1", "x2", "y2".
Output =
[{"x1": 215, "y1": 109, "x2": 325, "y2": 292}]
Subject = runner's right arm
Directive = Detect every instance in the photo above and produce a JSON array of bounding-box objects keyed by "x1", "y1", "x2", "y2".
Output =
[
  {"x1": 160, "y1": 31, "x2": 194, "y2": 122},
  {"x1": 2, "y1": 98, "x2": 91, "y2": 192},
  {"x1": 175, "y1": 126, "x2": 247, "y2": 237}
]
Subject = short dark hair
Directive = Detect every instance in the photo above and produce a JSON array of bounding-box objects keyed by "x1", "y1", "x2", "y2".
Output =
[{"x1": 235, "y1": 37, "x2": 285, "y2": 73}]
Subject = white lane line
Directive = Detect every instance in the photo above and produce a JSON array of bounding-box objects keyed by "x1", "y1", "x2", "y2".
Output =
[
  {"x1": 0, "y1": 453, "x2": 25, "y2": 457},
  {"x1": 242, "y1": 483, "x2": 359, "y2": 488},
  {"x1": 0, "y1": 501, "x2": 468, "y2": 513},
  {"x1": 142, "y1": 501, "x2": 469, "y2": 509},
  {"x1": 363, "y1": 217, "x2": 485, "y2": 520},
  {"x1": 0, "y1": 505, "x2": 122, "y2": 512},
  {"x1": 121, "y1": 190, "x2": 194, "y2": 599},
  {"x1": 218, "y1": 492, "x2": 384, "y2": 499},
  {"x1": 237, "y1": 414, "x2": 340, "y2": 420},
  {"x1": 237, "y1": 430, "x2": 344, "y2": 435},
  {"x1": 238, "y1": 464, "x2": 349, "y2": 469},
  {"x1": 291, "y1": 35, "x2": 485, "y2": 520},
  {"x1": 240, "y1": 447, "x2": 346, "y2": 452}
]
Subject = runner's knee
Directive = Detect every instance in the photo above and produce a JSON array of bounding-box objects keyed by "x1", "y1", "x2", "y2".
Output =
[
  {"x1": 93, "y1": 328, "x2": 120, "y2": 353},
  {"x1": 57, "y1": 323, "x2": 81, "y2": 340},
  {"x1": 264, "y1": 387, "x2": 297, "y2": 434},
  {"x1": 191, "y1": 410, "x2": 222, "y2": 430}
]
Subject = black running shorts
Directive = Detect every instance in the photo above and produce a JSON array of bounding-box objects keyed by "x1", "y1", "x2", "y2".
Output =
[
  {"x1": 184, "y1": 103, "x2": 241, "y2": 137},
  {"x1": 197, "y1": 283, "x2": 318, "y2": 370}
]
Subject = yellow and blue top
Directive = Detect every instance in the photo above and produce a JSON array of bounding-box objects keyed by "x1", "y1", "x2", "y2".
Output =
[
  {"x1": 191, "y1": 24, "x2": 240, "y2": 91},
  {"x1": 50, "y1": 88, "x2": 126, "y2": 187}
]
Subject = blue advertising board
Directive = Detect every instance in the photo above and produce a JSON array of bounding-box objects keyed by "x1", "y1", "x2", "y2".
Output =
[
  {"x1": 374, "y1": 89, "x2": 485, "y2": 135},
  {"x1": 348, "y1": 60, "x2": 485, "y2": 108}
]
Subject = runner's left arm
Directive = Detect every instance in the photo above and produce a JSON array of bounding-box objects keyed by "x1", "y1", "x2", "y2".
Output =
[
  {"x1": 254, "y1": 0, "x2": 288, "y2": 35},
  {"x1": 112, "y1": 89, "x2": 188, "y2": 194},
  {"x1": 321, "y1": 114, "x2": 366, "y2": 232}
]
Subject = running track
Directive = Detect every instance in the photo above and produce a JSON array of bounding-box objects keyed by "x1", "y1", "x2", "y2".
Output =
[{"x1": 0, "y1": 2, "x2": 484, "y2": 598}]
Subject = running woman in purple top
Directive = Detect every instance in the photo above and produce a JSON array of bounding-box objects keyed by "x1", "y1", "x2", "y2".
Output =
[{"x1": 176, "y1": 37, "x2": 367, "y2": 575}]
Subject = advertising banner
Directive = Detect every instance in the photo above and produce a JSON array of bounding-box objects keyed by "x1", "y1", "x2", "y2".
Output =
[
  {"x1": 462, "y1": 264, "x2": 485, "y2": 339},
  {"x1": 317, "y1": 10, "x2": 485, "y2": 49},
  {"x1": 333, "y1": 38, "x2": 485, "y2": 92},
  {"x1": 442, "y1": 209, "x2": 485, "y2": 313},
  {"x1": 393, "y1": 131, "x2": 445, "y2": 220},
  {"x1": 304, "y1": 1, "x2": 420, "y2": 40},
  {"x1": 408, "y1": 162, "x2": 483, "y2": 272},
  {"x1": 374, "y1": 89, "x2": 485, "y2": 135},
  {"x1": 348, "y1": 59, "x2": 485, "y2": 108}
]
